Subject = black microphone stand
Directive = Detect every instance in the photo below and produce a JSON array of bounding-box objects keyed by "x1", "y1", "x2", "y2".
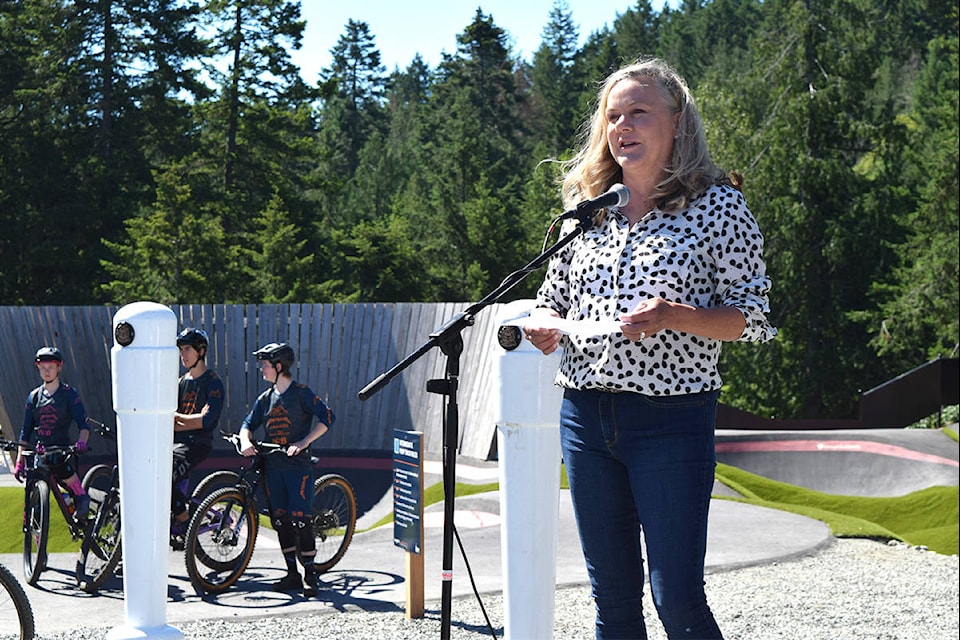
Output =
[{"x1": 358, "y1": 210, "x2": 596, "y2": 640}]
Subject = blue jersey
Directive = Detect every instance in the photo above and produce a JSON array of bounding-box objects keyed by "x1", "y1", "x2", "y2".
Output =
[
  {"x1": 20, "y1": 383, "x2": 89, "y2": 447},
  {"x1": 175, "y1": 369, "x2": 225, "y2": 448},
  {"x1": 241, "y1": 382, "x2": 334, "y2": 471}
]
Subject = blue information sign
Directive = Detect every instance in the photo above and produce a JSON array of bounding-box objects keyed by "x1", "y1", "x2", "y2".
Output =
[{"x1": 393, "y1": 430, "x2": 423, "y2": 554}]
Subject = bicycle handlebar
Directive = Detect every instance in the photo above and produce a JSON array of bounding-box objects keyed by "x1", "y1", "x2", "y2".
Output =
[
  {"x1": 0, "y1": 418, "x2": 112, "y2": 455},
  {"x1": 219, "y1": 430, "x2": 285, "y2": 456},
  {"x1": 85, "y1": 417, "x2": 115, "y2": 440},
  {"x1": 0, "y1": 441, "x2": 81, "y2": 459}
]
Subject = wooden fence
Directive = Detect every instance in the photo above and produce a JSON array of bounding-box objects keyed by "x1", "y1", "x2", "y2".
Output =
[{"x1": 0, "y1": 303, "x2": 516, "y2": 461}]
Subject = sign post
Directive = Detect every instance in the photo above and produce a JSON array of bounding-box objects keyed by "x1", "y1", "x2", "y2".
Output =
[{"x1": 393, "y1": 430, "x2": 424, "y2": 618}]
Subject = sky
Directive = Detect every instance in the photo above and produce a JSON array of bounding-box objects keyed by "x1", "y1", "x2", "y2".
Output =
[{"x1": 289, "y1": 1, "x2": 676, "y2": 82}]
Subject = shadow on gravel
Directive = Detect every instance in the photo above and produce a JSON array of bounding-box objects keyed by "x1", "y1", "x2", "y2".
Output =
[{"x1": 315, "y1": 569, "x2": 406, "y2": 613}]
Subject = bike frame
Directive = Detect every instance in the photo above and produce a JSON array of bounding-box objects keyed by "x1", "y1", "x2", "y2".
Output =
[
  {"x1": 21, "y1": 447, "x2": 87, "y2": 541},
  {"x1": 198, "y1": 443, "x2": 275, "y2": 543}
]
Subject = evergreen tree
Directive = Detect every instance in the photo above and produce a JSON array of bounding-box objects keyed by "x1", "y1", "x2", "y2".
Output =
[
  {"x1": 658, "y1": 0, "x2": 705, "y2": 80},
  {"x1": 862, "y1": 34, "x2": 959, "y2": 366},
  {"x1": 101, "y1": 163, "x2": 233, "y2": 304},
  {"x1": 203, "y1": 0, "x2": 311, "y2": 191},
  {"x1": 127, "y1": 0, "x2": 211, "y2": 164},
  {"x1": 243, "y1": 191, "x2": 321, "y2": 302},
  {"x1": 324, "y1": 214, "x2": 428, "y2": 302},
  {"x1": 529, "y1": 0, "x2": 582, "y2": 154},
  {"x1": 612, "y1": 0, "x2": 662, "y2": 62},
  {"x1": 415, "y1": 9, "x2": 531, "y2": 300},
  {"x1": 570, "y1": 27, "x2": 621, "y2": 119},
  {"x1": 318, "y1": 19, "x2": 387, "y2": 179},
  {"x1": 1, "y1": 0, "x2": 149, "y2": 303},
  {"x1": 702, "y1": 0, "x2": 924, "y2": 418},
  {"x1": 315, "y1": 19, "x2": 389, "y2": 230}
]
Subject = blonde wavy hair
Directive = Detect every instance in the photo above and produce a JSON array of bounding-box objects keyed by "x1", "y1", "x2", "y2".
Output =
[{"x1": 560, "y1": 57, "x2": 737, "y2": 213}]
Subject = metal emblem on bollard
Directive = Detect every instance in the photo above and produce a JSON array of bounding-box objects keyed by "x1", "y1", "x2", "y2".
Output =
[
  {"x1": 497, "y1": 325, "x2": 522, "y2": 351},
  {"x1": 115, "y1": 321, "x2": 135, "y2": 347}
]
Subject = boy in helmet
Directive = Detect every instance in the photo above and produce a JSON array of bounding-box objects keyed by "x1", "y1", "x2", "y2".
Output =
[
  {"x1": 14, "y1": 347, "x2": 92, "y2": 517},
  {"x1": 170, "y1": 328, "x2": 225, "y2": 546},
  {"x1": 238, "y1": 342, "x2": 334, "y2": 598}
]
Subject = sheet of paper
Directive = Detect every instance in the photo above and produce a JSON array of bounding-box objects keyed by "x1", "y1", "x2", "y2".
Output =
[{"x1": 504, "y1": 315, "x2": 622, "y2": 338}]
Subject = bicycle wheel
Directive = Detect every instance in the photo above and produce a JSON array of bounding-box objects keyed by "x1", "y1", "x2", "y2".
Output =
[
  {"x1": 0, "y1": 561, "x2": 35, "y2": 640},
  {"x1": 81, "y1": 464, "x2": 114, "y2": 512},
  {"x1": 311, "y1": 474, "x2": 357, "y2": 573},
  {"x1": 22, "y1": 482, "x2": 49, "y2": 586},
  {"x1": 76, "y1": 472, "x2": 122, "y2": 594},
  {"x1": 190, "y1": 470, "x2": 240, "y2": 507},
  {"x1": 184, "y1": 487, "x2": 258, "y2": 594},
  {"x1": 181, "y1": 471, "x2": 242, "y2": 560},
  {"x1": 169, "y1": 470, "x2": 239, "y2": 551}
]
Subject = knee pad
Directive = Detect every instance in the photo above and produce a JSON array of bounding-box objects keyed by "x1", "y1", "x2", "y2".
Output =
[
  {"x1": 294, "y1": 517, "x2": 315, "y2": 553},
  {"x1": 273, "y1": 516, "x2": 298, "y2": 550}
]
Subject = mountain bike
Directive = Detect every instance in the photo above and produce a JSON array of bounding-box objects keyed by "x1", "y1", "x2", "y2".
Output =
[
  {"x1": 169, "y1": 446, "x2": 240, "y2": 551},
  {"x1": 184, "y1": 431, "x2": 358, "y2": 594},
  {"x1": 0, "y1": 561, "x2": 34, "y2": 640},
  {"x1": 0, "y1": 423, "x2": 105, "y2": 588},
  {"x1": 76, "y1": 427, "x2": 239, "y2": 594}
]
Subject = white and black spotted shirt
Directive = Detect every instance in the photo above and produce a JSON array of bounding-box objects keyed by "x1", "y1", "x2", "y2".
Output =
[{"x1": 535, "y1": 184, "x2": 777, "y2": 396}]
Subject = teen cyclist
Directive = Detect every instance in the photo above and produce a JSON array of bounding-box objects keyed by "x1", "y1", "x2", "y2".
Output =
[
  {"x1": 238, "y1": 342, "x2": 335, "y2": 598},
  {"x1": 170, "y1": 327, "x2": 225, "y2": 546},
  {"x1": 14, "y1": 346, "x2": 91, "y2": 517}
]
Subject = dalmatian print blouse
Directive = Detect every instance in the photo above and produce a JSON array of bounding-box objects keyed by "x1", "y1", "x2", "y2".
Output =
[{"x1": 535, "y1": 183, "x2": 777, "y2": 396}]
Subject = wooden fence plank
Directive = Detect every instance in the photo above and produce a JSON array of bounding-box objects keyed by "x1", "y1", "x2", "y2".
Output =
[
  {"x1": 223, "y1": 305, "x2": 247, "y2": 431},
  {"x1": 381, "y1": 303, "x2": 415, "y2": 434}
]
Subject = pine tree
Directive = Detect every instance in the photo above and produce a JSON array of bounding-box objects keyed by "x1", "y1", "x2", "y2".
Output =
[
  {"x1": 101, "y1": 163, "x2": 233, "y2": 304},
  {"x1": 529, "y1": 0, "x2": 582, "y2": 154}
]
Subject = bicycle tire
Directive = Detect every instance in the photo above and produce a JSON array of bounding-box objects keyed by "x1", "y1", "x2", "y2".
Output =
[
  {"x1": 22, "y1": 482, "x2": 49, "y2": 586},
  {"x1": 311, "y1": 474, "x2": 357, "y2": 573},
  {"x1": 184, "y1": 487, "x2": 258, "y2": 594},
  {"x1": 190, "y1": 470, "x2": 240, "y2": 506},
  {"x1": 80, "y1": 464, "x2": 114, "y2": 510},
  {"x1": 0, "y1": 561, "x2": 35, "y2": 640},
  {"x1": 76, "y1": 467, "x2": 122, "y2": 593},
  {"x1": 182, "y1": 471, "x2": 242, "y2": 562}
]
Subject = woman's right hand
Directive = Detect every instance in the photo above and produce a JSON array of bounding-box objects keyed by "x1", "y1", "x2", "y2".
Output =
[{"x1": 522, "y1": 309, "x2": 563, "y2": 355}]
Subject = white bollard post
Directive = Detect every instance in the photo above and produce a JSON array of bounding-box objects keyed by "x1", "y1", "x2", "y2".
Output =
[
  {"x1": 107, "y1": 302, "x2": 183, "y2": 640},
  {"x1": 493, "y1": 300, "x2": 564, "y2": 640}
]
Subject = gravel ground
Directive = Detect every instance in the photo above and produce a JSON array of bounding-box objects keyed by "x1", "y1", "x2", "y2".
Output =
[{"x1": 43, "y1": 538, "x2": 958, "y2": 640}]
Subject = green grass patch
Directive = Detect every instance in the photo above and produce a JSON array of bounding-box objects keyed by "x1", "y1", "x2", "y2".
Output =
[
  {"x1": 0, "y1": 487, "x2": 82, "y2": 554},
  {"x1": 714, "y1": 462, "x2": 959, "y2": 555},
  {"x1": 943, "y1": 425, "x2": 958, "y2": 444}
]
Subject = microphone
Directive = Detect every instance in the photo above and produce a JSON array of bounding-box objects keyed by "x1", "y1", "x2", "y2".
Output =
[{"x1": 558, "y1": 183, "x2": 630, "y2": 220}]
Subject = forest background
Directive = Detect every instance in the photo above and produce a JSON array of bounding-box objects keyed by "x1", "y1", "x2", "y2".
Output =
[{"x1": 0, "y1": 0, "x2": 957, "y2": 422}]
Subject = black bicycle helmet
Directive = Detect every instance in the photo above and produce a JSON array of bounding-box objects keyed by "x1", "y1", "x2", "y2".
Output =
[
  {"x1": 35, "y1": 346, "x2": 63, "y2": 363},
  {"x1": 176, "y1": 327, "x2": 209, "y2": 351},
  {"x1": 253, "y1": 342, "x2": 295, "y2": 372}
]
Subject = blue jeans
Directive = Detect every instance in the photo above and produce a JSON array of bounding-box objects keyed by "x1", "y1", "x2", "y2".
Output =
[{"x1": 560, "y1": 388, "x2": 723, "y2": 640}]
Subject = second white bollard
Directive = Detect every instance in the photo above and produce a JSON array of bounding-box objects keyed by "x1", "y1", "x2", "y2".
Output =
[
  {"x1": 107, "y1": 302, "x2": 183, "y2": 640},
  {"x1": 494, "y1": 300, "x2": 564, "y2": 640}
]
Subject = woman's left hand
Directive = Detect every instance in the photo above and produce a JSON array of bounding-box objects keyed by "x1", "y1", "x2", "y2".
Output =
[{"x1": 620, "y1": 298, "x2": 673, "y2": 342}]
